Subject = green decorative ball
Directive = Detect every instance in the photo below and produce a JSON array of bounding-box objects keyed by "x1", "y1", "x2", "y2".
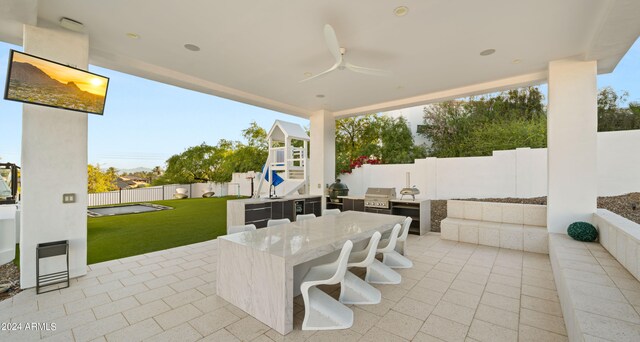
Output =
[{"x1": 567, "y1": 221, "x2": 598, "y2": 242}]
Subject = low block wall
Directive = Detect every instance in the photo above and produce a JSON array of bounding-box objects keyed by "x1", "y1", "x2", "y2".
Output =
[
  {"x1": 594, "y1": 209, "x2": 640, "y2": 282},
  {"x1": 441, "y1": 200, "x2": 548, "y2": 253}
]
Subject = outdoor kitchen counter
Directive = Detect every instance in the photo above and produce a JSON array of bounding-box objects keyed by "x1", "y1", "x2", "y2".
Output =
[
  {"x1": 231, "y1": 194, "x2": 321, "y2": 204},
  {"x1": 227, "y1": 195, "x2": 322, "y2": 229},
  {"x1": 216, "y1": 211, "x2": 404, "y2": 335}
]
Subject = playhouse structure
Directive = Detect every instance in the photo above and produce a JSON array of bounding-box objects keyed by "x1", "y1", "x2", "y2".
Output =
[{"x1": 255, "y1": 120, "x2": 310, "y2": 198}]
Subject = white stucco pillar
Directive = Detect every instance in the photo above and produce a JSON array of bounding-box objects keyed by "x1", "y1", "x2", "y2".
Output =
[
  {"x1": 309, "y1": 110, "x2": 335, "y2": 207},
  {"x1": 20, "y1": 25, "x2": 89, "y2": 288},
  {"x1": 546, "y1": 59, "x2": 598, "y2": 233}
]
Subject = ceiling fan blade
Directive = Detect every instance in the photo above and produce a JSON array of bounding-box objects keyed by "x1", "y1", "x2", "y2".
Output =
[
  {"x1": 324, "y1": 24, "x2": 342, "y2": 64},
  {"x1": 345, "y1": 62, "x2": 392, "y2": 77},
  {"x1": 299, "y1": 63, "x2": 340, "y2": 83}
]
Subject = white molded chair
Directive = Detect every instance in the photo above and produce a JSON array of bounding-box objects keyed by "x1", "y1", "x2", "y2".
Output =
[
  {"x1": 297, "y1": 213, "x2": 316, "y2": 221},
  {"x1": 367, "y1": 224, "x2": 402, "y2": 284},
  {"x1": 301, "y1": 240, "x2": 354, "y2": 330},
  {"x1": 323, "y1": 209, "x2": 341, "y2": 216},
  {"x1": 396, "y1": 217, "x2": 412, "y2": 251},
  {"x1": 267, "y1": 218, "x2": 291, "y2": 227},
  {"x1": 339, "y1": 232, "x2": 382, "y2": 305},
  {"x1": 227, "y1": 224, "x2": 257, "y2": 234},
  {"x1": 384, "y1": 217, "x2": 414, "y2": 269}
]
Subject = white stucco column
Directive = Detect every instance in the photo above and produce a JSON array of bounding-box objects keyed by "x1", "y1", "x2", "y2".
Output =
[
  {"x1": 546, "y1": 59, "x2": 598, "y2": 233},
  {"x1": 309, "y1": 110, "x2": 335, "y2": 206},
  {"x1": 20, "y1": 25, "x2": 89, "y2": 288}
]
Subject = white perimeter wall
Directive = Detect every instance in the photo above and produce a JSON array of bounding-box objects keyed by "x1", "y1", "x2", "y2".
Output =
[{"x1": 339, "y1": 130, "x2": 640, "y2": 199}]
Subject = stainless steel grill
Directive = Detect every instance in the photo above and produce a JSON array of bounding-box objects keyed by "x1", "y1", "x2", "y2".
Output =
[{"x1": 364, "y1": 187, "x2": 396, "y2": 209}]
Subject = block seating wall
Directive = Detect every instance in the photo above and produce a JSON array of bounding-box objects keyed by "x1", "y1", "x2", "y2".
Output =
[
  {"x1": 549, "y1": 232, "x2": 640, "y2": 341},
  {"x1": 595, "y1": 209, "x2": 640, "y2": 283},
  {"x1": 440, "y1": 200, "x2": 548, "y2": 253}
]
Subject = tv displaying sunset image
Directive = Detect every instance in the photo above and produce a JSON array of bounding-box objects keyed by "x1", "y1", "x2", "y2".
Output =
[{"x1": 4, "y1": 50, "x2": 109, "y2": 115}]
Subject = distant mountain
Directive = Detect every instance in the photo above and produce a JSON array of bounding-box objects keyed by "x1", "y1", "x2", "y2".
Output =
[
  {"x1": 10, "y1": 62, "x2": 62, "y2": 87},
  {"x1": 120, "y1": 167, "x2": 153, "y2": 174}
]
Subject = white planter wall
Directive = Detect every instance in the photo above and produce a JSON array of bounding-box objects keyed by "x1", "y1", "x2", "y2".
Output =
[
  {"x1": 595, "y1": 209, "x2": 640, "y2": 282},
  {"x1": 0, "y1": 205, "x2": 17, "y2": 265},
  {"x1": 339, "y1": 130, "x2": 640, "y2": 199}
]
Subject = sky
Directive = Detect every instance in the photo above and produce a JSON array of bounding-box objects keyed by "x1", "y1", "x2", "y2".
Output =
[
  {"x1": 0, "y1": 41, "x2": 309, "y2": 170},
  {"x1": 0, "y1": 38, "x2": 639, "y2": 170}
]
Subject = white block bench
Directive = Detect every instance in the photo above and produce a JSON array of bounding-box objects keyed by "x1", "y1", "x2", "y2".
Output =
[
  {"x1": 549, "y1": 233, "x2": 640, "y2": 341},
  {"x1": 440, "y1": 200, "x2": 548, "y2": 253}
]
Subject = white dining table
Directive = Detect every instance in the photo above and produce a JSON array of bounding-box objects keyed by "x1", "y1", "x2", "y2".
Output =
[{"x1": 216, "y1": 211, "x2": 405, "y2": 335}]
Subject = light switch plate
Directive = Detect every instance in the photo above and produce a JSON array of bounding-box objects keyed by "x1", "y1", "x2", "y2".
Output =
[{"x1": 63, "y1": 193, "x2": 76, "y2": 203}]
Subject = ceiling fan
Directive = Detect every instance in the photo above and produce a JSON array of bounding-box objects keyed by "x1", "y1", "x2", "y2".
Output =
[{"x1": 300, "y1": 24, "x2": 392, "y2": 82}]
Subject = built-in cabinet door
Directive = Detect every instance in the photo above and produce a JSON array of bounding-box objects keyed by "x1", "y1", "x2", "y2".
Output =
[
  {"x1": 343, "y1": 198, "x2": 365, "y2": 212},
  {"x1": 283, "y1": 200, "x2": 294, "y2": 221},
  {"x1": 313, "y1": 202, "x2": 322, "y2": 216},
  {"x1": 343, "y1": 199, "x2": 354, "y2": 211},
  {"x1": 245, "y1": 203, "x2": 271, "y2": 228},
  {"x1": 271, "y1": 201, "x2": 283, "y2": 219},
  {"x1": 304, "y1": 197, "x2": 322, "y2": 216}
]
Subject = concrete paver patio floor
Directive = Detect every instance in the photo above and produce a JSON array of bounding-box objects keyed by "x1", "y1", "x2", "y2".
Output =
[{"x1": 0, "y1": 234, "x2": 567, "y2": 341}]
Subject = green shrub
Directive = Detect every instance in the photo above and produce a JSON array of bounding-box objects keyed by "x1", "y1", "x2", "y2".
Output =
[{"x1": 567, "y1": 221, "x2": 598, "y2": 242}]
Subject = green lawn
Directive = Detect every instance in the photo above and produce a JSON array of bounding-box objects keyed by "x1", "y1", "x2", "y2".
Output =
[{"x1": 87, "y1": 197, "x2": 232, "y2": 264}]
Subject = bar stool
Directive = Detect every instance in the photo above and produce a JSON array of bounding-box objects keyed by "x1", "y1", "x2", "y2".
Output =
[
  {"x1": 323, "y1": 209, "x2": 341, "y2": 216},
  {"x1": 267, "y1": 218, "x2": 290, "y2": 227},
  {"x1": 367, "y1": 224, "x2": 402, "y2": 284},
  {"x1": 301, "y1": 240, "x2": 354, "y2": 330},
  {"x1": 227, "y1": 224, "x2": 257, "y2": 234},
  {"x1": 384, "y1": 217, "x2": 414, "y2": 269},
  {"x1": 296, "y1": 213, "x2": 316, "y2": 221},
  {"x1": 339, "y1": 232, "x2": 382, "y2": 305}
]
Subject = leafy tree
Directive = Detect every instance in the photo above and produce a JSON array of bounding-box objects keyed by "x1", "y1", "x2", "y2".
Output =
[
  {"x1": 377, "y1": 116, "x2": 427, "y2": 164},
  {"x1": 87, "y1": 164, "x2": 118, "y2": 193},
  {"x1": 598, "y1": 87, "x2": 640, "y2": 131},
  {"x1": 336, "y1": 115, "x2": 381, "y2": 173},
  {"x1": 153, "y1": 121, "x2": 268, "y2": 184},
  {"x1": 420, "y1": 87, "x2": 547, "y2": 157},
  {"x1": 336, "y1": 114, "x2": 425, "y2": 174}
]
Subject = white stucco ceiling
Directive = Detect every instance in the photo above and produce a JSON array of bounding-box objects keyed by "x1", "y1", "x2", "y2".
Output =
[{"x1": 1, "y1": 0, "x2": 639, "y2": 118}]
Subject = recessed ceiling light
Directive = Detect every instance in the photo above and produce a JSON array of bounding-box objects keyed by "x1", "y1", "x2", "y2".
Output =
[
  {"x1": 126, "y1": 33, "x2": 140, "y2": 39},
  {"x1": 394, "y1": 6, "x2": 409, "y2": 17},
  {"x1": 316, "y1": 94, "x2": 325, "y2": 98},
  {"x1": 304, "y1": 72, "x2": 312, "y2": 77},
  {"x1": 184, "y1": 44, "x2": 201, "y2": 52},
  {"x1": 512, "y1": 59, "x2": 522, "y2": 64},
  {"x1": 480, "y1": 49, "x2": 496, "y2": 56}
]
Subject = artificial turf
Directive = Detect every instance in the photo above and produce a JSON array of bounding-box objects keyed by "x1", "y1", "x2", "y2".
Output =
[{"x1": 87, "y1": 197, "x2": 233, "y2": 264}]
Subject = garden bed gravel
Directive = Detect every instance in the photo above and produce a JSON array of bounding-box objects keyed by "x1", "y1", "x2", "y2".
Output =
[
  {"x1": 430, "y1": 192, "x2": 640, "y2": 232},
  {"x1": 0, "y1": 261, "x2": 20, "y2": 302}
]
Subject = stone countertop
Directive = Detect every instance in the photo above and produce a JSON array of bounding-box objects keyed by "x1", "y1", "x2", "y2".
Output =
[
  {"x1": 227, "y1": 194, "x2": 321, "y2": 205},
  {"x1": 390, "y1": 197, "x2": 430, "y2": 203},
  {"x1": 220, "y1": 211, "x2": 403, "y2": 264},
  {"x1": 336, "y1": 195, "x2": 365, "y2": 200},
  {"x1": 333, "y1": 195, "x2": 429, "y2": 203}
]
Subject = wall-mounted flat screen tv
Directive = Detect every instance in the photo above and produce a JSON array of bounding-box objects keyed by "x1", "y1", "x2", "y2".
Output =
[{"x1": 4, "y1": 50, "x2": 109, "y2": 115}]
